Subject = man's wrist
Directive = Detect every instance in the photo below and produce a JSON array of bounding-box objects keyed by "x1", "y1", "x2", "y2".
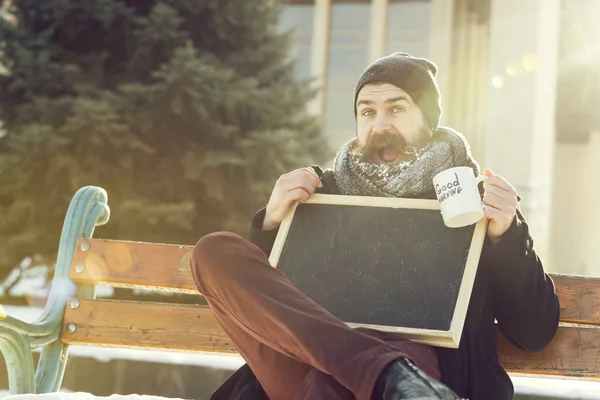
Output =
[
  {"x1": 487, "y1": 235, "x2": 501, "y2": 245},
  {"x1": 262, "y1": 216, "x2": 279, "y2": 231},
  {"x1": 486, "y1": 216, "x2": 521, "y2": 245}
]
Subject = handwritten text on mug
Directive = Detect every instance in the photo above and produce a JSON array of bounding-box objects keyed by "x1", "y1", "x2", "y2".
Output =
[{"x1": 436, "y1": 173, "x2": 463, "y2": 203}]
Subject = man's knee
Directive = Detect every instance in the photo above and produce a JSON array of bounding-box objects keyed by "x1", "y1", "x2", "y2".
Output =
[{"x1": 190, "y1": 231, "x2": 249, "y2": 291}]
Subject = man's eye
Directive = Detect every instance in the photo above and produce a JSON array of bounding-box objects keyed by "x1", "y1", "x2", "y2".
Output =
[
  {"x1": 392, "y1": 106, "x2": 405, "y2": 113},
  {"x1": 361, "y1": 109, "x2": 374, "y2": 117}
]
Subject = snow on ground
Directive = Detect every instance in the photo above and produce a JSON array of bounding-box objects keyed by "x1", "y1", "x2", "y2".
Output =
[{"x1": 3, "y1": 306, "x2": 600, "y2": 399}]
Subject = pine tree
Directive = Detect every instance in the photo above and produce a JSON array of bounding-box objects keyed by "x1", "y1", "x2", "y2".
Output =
[{"x1": 0, "y1": 0, "x2": 331, "y2": 294}]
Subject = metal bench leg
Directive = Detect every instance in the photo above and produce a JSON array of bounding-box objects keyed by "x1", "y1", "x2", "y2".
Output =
[{"x1": 35, "y1": 340, "x2": 70, "y2": 393}]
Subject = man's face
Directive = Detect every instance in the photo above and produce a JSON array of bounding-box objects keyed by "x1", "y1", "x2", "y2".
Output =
[{"x1": 355, "y1": 83, "x2": 432, "y2": 165}]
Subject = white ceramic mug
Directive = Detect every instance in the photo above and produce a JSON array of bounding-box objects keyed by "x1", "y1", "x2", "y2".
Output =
[{"x1": 432, "y1": 166, "x2": 488, "y2": 228}]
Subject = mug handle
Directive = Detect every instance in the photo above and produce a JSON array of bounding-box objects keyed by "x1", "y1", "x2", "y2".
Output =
[{"x1": 476, "y1": 175, "x2": 488, "y2": 207}]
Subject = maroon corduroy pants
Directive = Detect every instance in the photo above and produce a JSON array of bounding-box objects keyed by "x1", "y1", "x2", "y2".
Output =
[{"x1": 190, "y1": 232, "x2": 440, "y2": 400}]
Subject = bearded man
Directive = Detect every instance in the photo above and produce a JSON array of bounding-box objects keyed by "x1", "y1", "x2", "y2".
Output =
[{"x1": 190, "y1": 53, "x2": 560, "y2": 400}]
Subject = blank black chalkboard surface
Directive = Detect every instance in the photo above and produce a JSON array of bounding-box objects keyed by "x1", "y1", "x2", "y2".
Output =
[{"x1": 269, "y1": 194, "x2": 488, "y2": 348}]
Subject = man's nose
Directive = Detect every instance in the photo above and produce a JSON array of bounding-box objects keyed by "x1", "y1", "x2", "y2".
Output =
[{"x1": 372, "y1": 113, "x2": 392, "y2": 134}]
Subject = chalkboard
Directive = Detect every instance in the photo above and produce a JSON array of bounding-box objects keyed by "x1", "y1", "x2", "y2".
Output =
[{"x1": 269, "y1": 194, "x2": 487, "y2": 348}]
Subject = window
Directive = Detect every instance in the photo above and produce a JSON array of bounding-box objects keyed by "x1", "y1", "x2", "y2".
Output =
[
  {"x1": 386, "y1": 1, "x2": 431, "y2": 57},
  {"x1": 278, "y1": 4, "x2": 314, "y2": 79},
  {"x1": 324, "y1": 3, "x2": 371, "y2": 149}
]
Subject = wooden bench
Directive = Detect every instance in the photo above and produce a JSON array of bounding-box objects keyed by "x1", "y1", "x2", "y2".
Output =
[{"x1": 1, "y1": 186, "x2": 599, "y2": 394}]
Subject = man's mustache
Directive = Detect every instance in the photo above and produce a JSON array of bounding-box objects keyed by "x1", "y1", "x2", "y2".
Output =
[
  {"x1": 360, "y1": 131, "x2": 409, "y2": 156},
  {"x1": 359, "y1": 129, "x2": 432, "y2": 159}
]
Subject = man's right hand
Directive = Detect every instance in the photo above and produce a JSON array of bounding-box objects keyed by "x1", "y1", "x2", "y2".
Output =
[{"x1": 262, "y1": 167, "x2": 323, "y2": 231}]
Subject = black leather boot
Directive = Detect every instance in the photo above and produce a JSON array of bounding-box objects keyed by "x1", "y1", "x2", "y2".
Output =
[{"x1": 371, "y1": 357, "x2": 461, "y2": 400}]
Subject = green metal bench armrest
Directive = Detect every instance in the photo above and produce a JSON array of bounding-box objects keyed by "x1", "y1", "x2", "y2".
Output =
[
  {"x1": 0, "y1": 186, "x2": 110, "y2": 395},
  {"x1": 0, "y1": 316, "x2": 58, "y2": 340},
  {"x1": 0, "y1": 326, "x2": 35, "y2": 393}
]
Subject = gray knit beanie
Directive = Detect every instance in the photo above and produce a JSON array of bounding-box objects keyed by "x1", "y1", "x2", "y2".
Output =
[{"x1": 353, "y1": 52, "x2": 442, "y2": 130}]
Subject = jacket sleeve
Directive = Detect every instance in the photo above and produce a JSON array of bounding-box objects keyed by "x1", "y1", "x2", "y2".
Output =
[
  {"x1": 248, "y1": 208, "x2": 279, "y2": 256},
  {"x1": 484, "y1": 206, "x2": 560, "y2": 351}
]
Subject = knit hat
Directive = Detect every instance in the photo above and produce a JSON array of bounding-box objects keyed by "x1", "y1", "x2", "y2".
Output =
[{"x1": 353, "y1": 52, "x2": 442, "y2": 130}]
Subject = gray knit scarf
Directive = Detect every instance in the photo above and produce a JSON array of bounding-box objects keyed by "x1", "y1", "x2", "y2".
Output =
[{"x1": 333, "y1": 127, "x2": 480, "y2": 199}]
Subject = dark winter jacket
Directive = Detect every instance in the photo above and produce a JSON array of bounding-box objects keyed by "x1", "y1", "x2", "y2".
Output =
[{"x1": 211, "y1": 168, "x2": 560, "y2": 400}]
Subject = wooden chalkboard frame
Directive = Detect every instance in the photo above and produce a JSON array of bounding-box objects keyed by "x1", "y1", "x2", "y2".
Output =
[{"x1": 268, "y1": 193, "x2": 488, "y2": 348}]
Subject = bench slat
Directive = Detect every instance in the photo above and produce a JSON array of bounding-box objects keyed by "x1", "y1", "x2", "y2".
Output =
[
  {"x1": 551, "y1": 274, "x2": 600, "y2": 325},
  {"x1": 497, "y1": 325, "x2": 600, "y2": 379},
  {"x1": 70, "y1": 239, "x2": 600, "y2": 326},
  {"x1": 71, "y1": 239, "x2": 197, "y2": 295},
  {"x1": 62, "y1": 299, "x2": 237, "y2": 353},
  {"x1": 62, "y1": 299, "x2": 600, "y2": 379}
]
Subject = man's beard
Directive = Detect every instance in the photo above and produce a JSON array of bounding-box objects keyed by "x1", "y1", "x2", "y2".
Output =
[{"x1": 356, "y1": 127, "x2": 433, "y2": 165}]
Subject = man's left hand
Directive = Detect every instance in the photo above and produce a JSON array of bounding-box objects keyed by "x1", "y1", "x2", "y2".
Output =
[{"x1": 481, "y1": 168, "x2": 518, "y2": 243}]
